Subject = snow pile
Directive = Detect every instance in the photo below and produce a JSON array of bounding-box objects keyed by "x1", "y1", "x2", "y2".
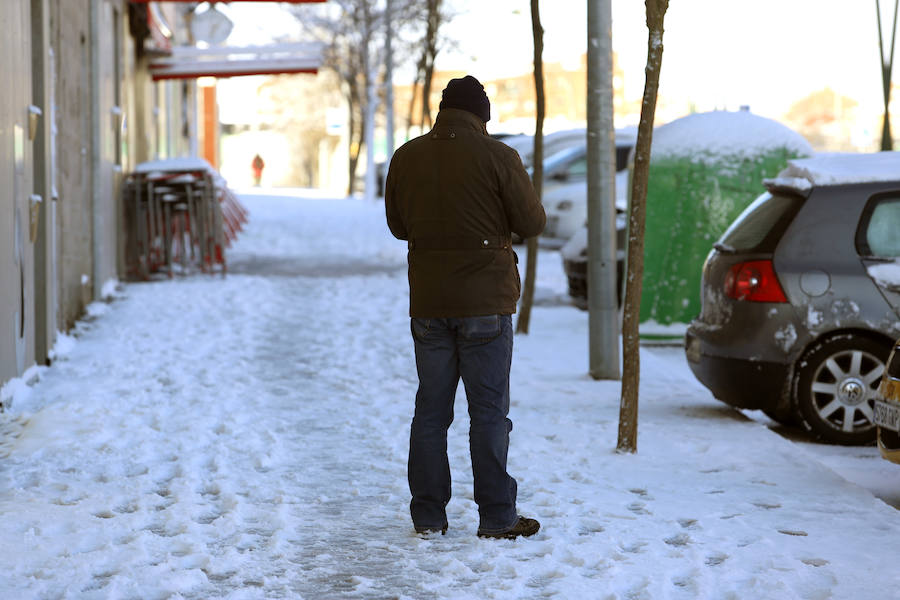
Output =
[
  {"x1": 868, "y1": 260, "x2": 900, "y2": 288},
  {"x1": 763, "y1": 175, "x2": 813, "y2": 192},
  {"x1": 652, "y1": 110, "x2": 813, "y2": 161},
  {"x1": 134, "y1": 157, "x2": 230, "y2": 189},
  {"x1": 777, "y1": 152, "x2": 900, "y2": 186},
  {"x1": 0, "y1": 192, "x2": 898, "y2": 599},
  {"x1": 0, "y1": 365, "x2": 41, "y2": 413},
  {"x1": 134, "y1": 157, "x2": 217, "y2": 174}
]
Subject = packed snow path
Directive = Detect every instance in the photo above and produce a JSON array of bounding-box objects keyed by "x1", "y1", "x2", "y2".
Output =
[{"x1": 2, "y1": 192, "x2": 900, "y2": 599}]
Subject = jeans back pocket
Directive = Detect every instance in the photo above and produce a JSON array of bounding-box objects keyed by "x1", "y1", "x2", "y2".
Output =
[
  {"x1": 457, "y1": 315, "x2": 502, "y2": 342},
  {"x1": 411, "y1": 317, "x2": 433, "y2": 341}
]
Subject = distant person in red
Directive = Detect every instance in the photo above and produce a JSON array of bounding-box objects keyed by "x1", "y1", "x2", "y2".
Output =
[{"x1": 251, "y1": 153, "x2": 265, "y2": 186}]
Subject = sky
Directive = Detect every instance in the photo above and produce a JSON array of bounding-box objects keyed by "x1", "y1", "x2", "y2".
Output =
[
  {"x1": 439, "y1": 0, "x2": 889, "y2": 120},
  {"x1": 217, "y1": 0, "x2": 894, "y2": 126}
]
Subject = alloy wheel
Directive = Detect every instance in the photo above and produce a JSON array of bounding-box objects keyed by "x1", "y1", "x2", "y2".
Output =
[
  {"x1": 796, "y1": 334, "x2": 890, "y2": 445},
  {"x1": 809, "y1": 348, "x2": 884, "y2": 433}
]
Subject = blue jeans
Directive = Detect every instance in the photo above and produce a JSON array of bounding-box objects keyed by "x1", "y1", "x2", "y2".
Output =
[{"x1": 408, "y1": 314, "x2": 519, "y2": 535}]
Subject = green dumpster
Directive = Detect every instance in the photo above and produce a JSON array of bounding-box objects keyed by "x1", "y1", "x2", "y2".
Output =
[{"x1": 638, "y1": 110, "x2": 813, "y2": 340}]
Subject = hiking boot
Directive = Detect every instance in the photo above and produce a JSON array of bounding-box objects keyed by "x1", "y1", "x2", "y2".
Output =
[
  {"x1": 415, "y1": 524, "x2": 447, "y2": 536},
  {"x1": 477, "y1": 516, "x2": 540, "y2": 540}
]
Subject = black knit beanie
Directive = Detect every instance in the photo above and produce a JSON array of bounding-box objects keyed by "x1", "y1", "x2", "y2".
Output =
[{"x1": 439, "y1": 75, "x2": 491, "y2": 123}]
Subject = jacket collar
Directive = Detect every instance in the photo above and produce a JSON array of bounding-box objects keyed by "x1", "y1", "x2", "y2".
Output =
[{"x1": 433, "y1": 108, "x2": 487, "y2": 135}]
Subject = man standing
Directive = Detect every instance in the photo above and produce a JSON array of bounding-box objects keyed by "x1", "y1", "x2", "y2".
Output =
[{"x1": 385, "y1": 76, "x2": 546, "y2": 539}]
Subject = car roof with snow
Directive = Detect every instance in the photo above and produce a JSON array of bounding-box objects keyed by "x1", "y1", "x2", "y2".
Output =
[{"x1": 764, "y1": 152, "x2": 900, "y2": 196}]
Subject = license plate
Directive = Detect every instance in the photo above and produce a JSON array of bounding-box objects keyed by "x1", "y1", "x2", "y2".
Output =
[{"x1": 874, "y1": 400, "x2": 900, "y2": 432}]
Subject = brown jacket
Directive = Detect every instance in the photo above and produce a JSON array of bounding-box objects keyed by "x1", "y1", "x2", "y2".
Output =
[{"x1": 385, "y1": 109, "x2": 546, "y2": 317}]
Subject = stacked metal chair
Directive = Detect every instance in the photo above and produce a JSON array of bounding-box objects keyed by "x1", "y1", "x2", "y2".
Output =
[{"x1": 122, "y1": 158, "x2": 247, "y2": 280}]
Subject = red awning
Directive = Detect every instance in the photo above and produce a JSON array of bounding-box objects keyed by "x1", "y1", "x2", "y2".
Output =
[
  {"x1": 151, "y1": 60, "x2": 317, "y2": 80},
  {"x1": 149, "y1": 43, "x2": 323, "y2": 81},
  {"x1": 132, "y1": 1, "x2": 325, "y2": 3}
]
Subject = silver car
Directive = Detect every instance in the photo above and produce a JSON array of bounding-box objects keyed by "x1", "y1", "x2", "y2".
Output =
[{"x1": 685, "y1": 153, "x2": 900, "y2": 445}]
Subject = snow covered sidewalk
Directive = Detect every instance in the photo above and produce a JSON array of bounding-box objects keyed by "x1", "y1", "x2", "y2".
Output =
[{"x1": 1, "y1": 191, "x2": 899, "y2": 599}]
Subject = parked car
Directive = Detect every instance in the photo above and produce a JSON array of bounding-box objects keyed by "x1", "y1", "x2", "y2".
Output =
[
  {"x1": 875, "y1": 337, "x2": 900, "y2": 463},
  {"x1": 503, "y1": 131, "x2": 588, "y2": 244},
  {"x1": 505, "y1": 128, "x2": 588, "y2": 169},
  {"x1": 685, "y1": 153, "x2": 900, "y2": 445},
  {"x1": 560, "y1": 210, "x2": 627, "y2": 309},
  {"x1": 541, "y1": 130, "x2": 636, "y2": 249},
  {"x1": 545, "y1": 169, "x2": 630, "y2": 250}
]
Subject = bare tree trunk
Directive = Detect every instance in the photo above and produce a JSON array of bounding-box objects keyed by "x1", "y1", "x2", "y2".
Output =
[
  {"x1": 362, "y1": 2, "x2": 378, "y2": 202},
  {"x1": 617, "y1": 0, "x2": 669, "y2": 454},
  {"x1": 877, "y1": 0, "x2": 898, "y2": 151},
  {"x1": 419, "y1": 0, "x2": 441, "y2": 128},
  {"x1": 421, "y1": 57, "x2": 435, "y2": 128},
  {"x1": 363, "y1": 59, "x2": 378, "y2": 201},
  {"x1": 516, "y1": 0, "x2": 544, "y2": 335},
  {"x1": 385, "y1": 0, "x2": 396, "y2": 159},
  {"x1": 406, "y1": 62, "x2": 423, "y2": 138},
  {"x1": 347, "y1": 102, "x2": 356, "y2": 195},
  {"x1": 347, "y1": 80, "x2": 362, "y2": 195}
]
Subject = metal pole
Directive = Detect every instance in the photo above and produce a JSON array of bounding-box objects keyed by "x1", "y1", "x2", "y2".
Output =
[{"x1": 587, "y1": 0, "x2": 620, "y2": 379}]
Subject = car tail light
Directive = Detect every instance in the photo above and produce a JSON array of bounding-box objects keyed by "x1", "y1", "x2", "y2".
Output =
[{"x1": 724, "y1": 260, "x2": 787, "y2": 302}]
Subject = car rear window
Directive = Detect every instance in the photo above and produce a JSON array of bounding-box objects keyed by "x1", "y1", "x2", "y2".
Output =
[
  {"x1": 717, "y1": 192, "x2": 805, "y2": 253},
  {"x1": 857, "y1": 195, "x2": 900, "y2": 258}
]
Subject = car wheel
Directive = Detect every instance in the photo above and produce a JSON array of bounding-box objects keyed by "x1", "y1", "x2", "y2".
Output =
[{"x1": 795, "y1": 334, "x2": 889, "y2": 445}]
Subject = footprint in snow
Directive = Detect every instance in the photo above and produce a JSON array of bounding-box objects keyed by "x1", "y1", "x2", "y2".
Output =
[
  {"x1": 620, "y1": 541, "x2": 647, "y2": 554},
  {"x1": 801, "y1": 558, "x2": 829, "y2": 567},
  {"x1": 778, "y1": 529, "x2": 808, "y2": 537},
  {"x1": 114, "y1": 501, "x2": 138, "y2": 514},
  {"x1": 627, "y1": 501, "x2": 651, "y2": 516},
  {"x1": 664, "y1": 533, "x2": 691, "y2": 547},
  {"x1": 577, "y1": 519, "x2": 605, "y2": 536},
  {"x1": 628, "y1": 488, "x2": 652, "y2": 500}
]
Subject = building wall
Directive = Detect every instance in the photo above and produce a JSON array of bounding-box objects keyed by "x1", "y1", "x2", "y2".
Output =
[
  {"x1": 50, "y1": 0, "x2": 143, "y2": 331},
  {"x1": 2, "y1": 0, "x2": 182, "y2": 392},
  {"x1": 52, "y1": 0, "x2": 94, "y2": 331},
  {"x1": 0, "y1": 1, "x2": 36, "y2": 383},
  {"x1": 93, "y1": 0, "x2": 122, "y2": 299}
]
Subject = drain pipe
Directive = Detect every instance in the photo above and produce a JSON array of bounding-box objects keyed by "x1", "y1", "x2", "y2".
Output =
[{"x1": 89, "y1": 0, "x2": 102, "y2": 301}]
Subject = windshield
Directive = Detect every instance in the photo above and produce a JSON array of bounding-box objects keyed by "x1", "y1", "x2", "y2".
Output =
[
  {"x1": 717, "y1": 191, "x2": 805, "y2": 253},
  {"x1": 542, "y1": 145, "x2": 586, "y2": 174}
]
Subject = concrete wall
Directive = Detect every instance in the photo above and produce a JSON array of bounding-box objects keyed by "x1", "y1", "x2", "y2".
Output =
[
  {"x1": 93, "y1": 0, "x2": 121, "y2": 299},
  {"x1": 52, "y1": 0, "x2": 94, "y2": 332},
  {"x1": 0, "y1": 1, "x2": 36, "y2": 383},
  {"x1": 2, "y1": 0, "x2": 185, "y2": 392}
]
